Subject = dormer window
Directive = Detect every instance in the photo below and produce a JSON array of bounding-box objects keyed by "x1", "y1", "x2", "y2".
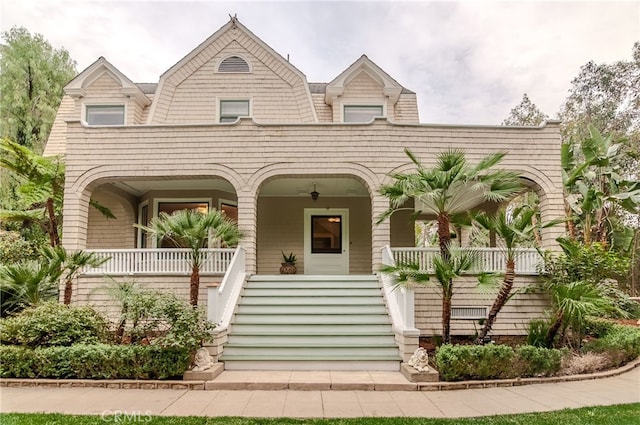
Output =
[
  {"x1": 218, "y1": 56, "x2": 250, "y2": 73},
  {"x1": 344, "y1": 105, "x2": 383, "y2": 123},
  {"x1": 219, "y1": 100, "x2": 250, "y2": 123},
  {"x1": 86, "y1": 105, "x2": 125, "y2": 125}
]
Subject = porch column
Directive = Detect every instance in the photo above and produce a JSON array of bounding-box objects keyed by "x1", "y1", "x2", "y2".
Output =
[
  {"x1": 538, "y1": 187, "x2": 565, "y2": 250},
  {"x1": 371, "y1": 194, "x2": 391, "y2": 271},
  {"x1": 61, "y1": 187, "x2": 91, "y2": 250},
  {"x1": 236, "y1": 190, "x2": 257, "y2": 275}
]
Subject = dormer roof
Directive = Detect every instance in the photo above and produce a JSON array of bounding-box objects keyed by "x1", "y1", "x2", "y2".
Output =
[
  {"x1": 325, "y1": 55, "x2": 408, "y2": 106},
  {"x1": 64, "y1": 57, "x2": 151, "y2": 106}
]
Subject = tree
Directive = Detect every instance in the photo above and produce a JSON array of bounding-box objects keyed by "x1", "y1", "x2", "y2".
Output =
[
  {"x1": 0, "y1": 139, "x2": 114, "y2": 248},
  {"x1": 559, "y1": 42, "x2": 640, "y2": 146},
  {"x1": 0, "y1": 260, "x2": 58, "y2": 316},
  {"x1": 379, "y1": 148, "x2": 521, "y2": 343},
  {"x1": 0, "y1": 27, "x2": 76, "y2": 152},
  {"x1": 135, "y1": 209, "x2": 242, "y2": 306},
  {"x1": 0, "y1": 138, "x2": 64, "y2": 247},
  {"x1": 41, "y1": 246, "x2": 108, "y2": 305},
  {"x1": 562, "y1": 127, "x2": 640, "y2": 247},
  {"x1": 502, "y1": 93, "x2": 549, "y2": 126}
]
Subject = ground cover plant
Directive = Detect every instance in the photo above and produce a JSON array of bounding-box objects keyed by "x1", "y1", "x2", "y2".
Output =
[{"x1": 1, "y1": 404, "x2": 639, "y2": 425}]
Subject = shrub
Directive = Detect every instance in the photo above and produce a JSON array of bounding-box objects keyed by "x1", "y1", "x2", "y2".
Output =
[
  {"x1": 513, "y1": 345, "x2": 565, "y2": 377},
  {"x1": 435, "y1": 343, "x2": 567, "y2": 381},
  {"x1": 435, "y1": 344, "x2": 514, "y2": 381},
  {"x1": 109, "y1": 287, "x2": 214, "y2": 350},
  {"x1": 0, "y1": 344, "x2": 190, "y2": 379},
  {"x1": 582, "y1": 323, "x2": 640, "y2": 367},
  {"x1": 0, "y1": 302, "x2": 110, "y2": 347},
  {"x1": 527, "y1": 319, "x2": 550, "y2": 347}
]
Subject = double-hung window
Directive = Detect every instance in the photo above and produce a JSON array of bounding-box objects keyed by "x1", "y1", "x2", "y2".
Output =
[
  {"x1": 220, "y1": 100, "x2": 250, "y2": 123},
  {"x1": 86, "y1": 105, "x2": 125, "y2": 125},
  {"x1": 343, "y1": 105, "x2": 383, "y2": 123}
]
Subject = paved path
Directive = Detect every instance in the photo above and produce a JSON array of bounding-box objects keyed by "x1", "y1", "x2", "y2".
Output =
[{"x1": 1, "y1": 367, "x2": 639, "y2": 418}]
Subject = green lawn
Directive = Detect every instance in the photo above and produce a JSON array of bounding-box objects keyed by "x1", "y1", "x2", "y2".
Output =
[{"x1": 1, "y1": 404, "x2": 639, "y2": 425}]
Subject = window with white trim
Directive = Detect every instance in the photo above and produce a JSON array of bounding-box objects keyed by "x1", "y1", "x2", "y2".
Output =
[
  {"x1": 343, "y1": 105, "x2": 383, "y2": 123},
  {"x1": 219, "y1": 100, "x2": 250, "y2": 123},
  {"x1": 86, "y1": 105, "x2": 125, "y2": 125}
]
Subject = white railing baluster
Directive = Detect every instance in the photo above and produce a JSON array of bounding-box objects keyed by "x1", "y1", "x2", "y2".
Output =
[
  {"x1": 81, "y1": 248, "x2": 236, "y2": 275},
  {"x1": 390, "y1": 247, "x2": 542, "y2": 275}
]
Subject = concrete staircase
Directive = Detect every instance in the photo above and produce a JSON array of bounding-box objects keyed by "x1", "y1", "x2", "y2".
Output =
[{"x1": 220, "y1": 275, "x2": 401, "y2": 370}]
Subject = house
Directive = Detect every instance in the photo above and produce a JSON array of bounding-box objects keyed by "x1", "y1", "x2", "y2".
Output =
[{"x1": 45, "y1": 16, "x2": 565, "y2": 370}]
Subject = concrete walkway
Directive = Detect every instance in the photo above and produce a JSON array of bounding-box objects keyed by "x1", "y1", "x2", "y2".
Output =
[{"x1": 1, "y1": 367, "x2": 638, "y2": 418}]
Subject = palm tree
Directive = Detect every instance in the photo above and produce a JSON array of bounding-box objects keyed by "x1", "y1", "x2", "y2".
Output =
[
  {"x1": 379, "y1": 148, "x2": 521, "y2": 343},
  {"x1": 544, "y1": 280, "x2": 615, "y2": 348},
  {"x1": 0, "y1": 138, "x2": 114, "y2": 247},
  {"x1": 135, "y1": 209, "x2": 242, "y2": 306},
  {"x1": 0, "y1": 261, "x2": 58, "y2": 314},
  {"x1": 0, "y1": 138, "x2": 65, "y2": 246},
  {"x1": 473, "y1": 206, "x2": 539, "y2": 342},
  {"x1": 41, "y1": 246, "x2": 109, "y2": 305}
]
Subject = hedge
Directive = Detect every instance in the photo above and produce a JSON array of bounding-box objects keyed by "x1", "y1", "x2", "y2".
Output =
[
  {"x1": 0, "y1": 344, "x2": 190, "y2": 379},
  {"x1": 435, "y1": 344, "x2": 566, "y2": 381}
]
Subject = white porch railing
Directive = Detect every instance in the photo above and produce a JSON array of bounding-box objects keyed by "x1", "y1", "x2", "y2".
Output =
[
  {"x1": 208, "y1": 246, "x2": 246, "y2": 326},
  {"x1": 381, "y1": 246, "x2": 420, "y2": 337},
  {"x1": 391, "y1": 247, "x2": 542, "y2": 275},
  {"x1": 82, "y1": 248, "x2": 236, "y2": 275}
]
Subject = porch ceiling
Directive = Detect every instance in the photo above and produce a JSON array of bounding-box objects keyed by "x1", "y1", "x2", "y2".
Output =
[
  {"x1": 112, "y1": 178, "x2": 235, "y2": 196},
  {"x1": 260, "y1": 177, "x2": 369, "y2": 197}
]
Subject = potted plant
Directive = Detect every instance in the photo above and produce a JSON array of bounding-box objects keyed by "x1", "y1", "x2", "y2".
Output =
[{"x1": 280, "y1": 251, "x2": 297, "y2": 274}]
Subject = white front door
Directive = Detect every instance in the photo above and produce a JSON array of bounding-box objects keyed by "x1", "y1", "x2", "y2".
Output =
[{"x1": 304, "y1": 208, "x2": 349, "y2": 275}]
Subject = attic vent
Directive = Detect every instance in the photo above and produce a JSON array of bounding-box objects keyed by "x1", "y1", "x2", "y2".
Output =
[
  {"x1": 451, "y1": 307, "x2": 488, "y2": 320},
  {"x1": 218, "y1": 56, "x2": 250, "y2": 73}
]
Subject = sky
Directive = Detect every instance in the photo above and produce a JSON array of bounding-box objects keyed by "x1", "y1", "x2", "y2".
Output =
[{"x1": 2, "y1": 0, "x2": 639, "y2": 125}]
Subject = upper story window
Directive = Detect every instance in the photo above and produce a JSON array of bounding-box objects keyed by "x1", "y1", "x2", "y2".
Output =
[
  {"x1": 220, "y1": 100, "x2": 250, "y2": 123},
  {"x1": 218, "y1": 56, "x2": 250, "y2": 73},
  {"x1": 86, "y1": 105, "x2": 125, "y2": 125},
  {"x1": 344, "y1": 105, "x2": 384, "y2": 123}
]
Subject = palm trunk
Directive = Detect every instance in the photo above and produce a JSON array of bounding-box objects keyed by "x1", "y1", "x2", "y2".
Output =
[
  {"x1": 545, "y1": 310, "x2": 564, "y2": 348},
  {"x1": 442, "y1": 290, "x2": 452, "y2": 344},
  {"x1": 564, "y1": 198, "x2": 576, "y2": 240},
  {"x1": 437, "y1": 212, "x2": 452, "y2": 344},
  {"x1": 477, "y1": 258, "x2": 515, "y2": 343},
  {"x1": 63, "y1": 278, "x2": 72, "y2": 305},
  {"x1": 437, "y1": 213, "x2": 451, "y2": 260},
  {"x1": 45, "y1": 197, "x2": 60, "y2": 247},
  {"x1": 190, "y1": 263, "x2": 200, "y2": 306}
]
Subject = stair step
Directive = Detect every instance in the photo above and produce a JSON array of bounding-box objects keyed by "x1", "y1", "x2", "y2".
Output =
[
  {"x1": 230, "y1": 324, "x2": 394, "y2": 334},
  {"x1": 227, "y1": 334, "x2": 397, "y2": 344},
  {"x1": 245, "y1": 281, "x2": 380, "y2": 289},
  {"x1": 243, "y1": 288, "x2": 381, "y2": 297},
  {"x1": 236, "y1": 304, "x2": 387, "y2": 314},
  {"x1": 249, "y1": 275, "x2": 377, "y2": 282},
  {"x1": 221, "y1": 359, "x2": 401, "y2": 371},
  {"x1": 222, "y1": 345, "x2": 400, "y2": 357},
  {"x1": 233, "y1": 314, "x2": 391, "y2": 324},
  {"x1": 240, "y1": 296, "x2": 382, "y2": 305}
]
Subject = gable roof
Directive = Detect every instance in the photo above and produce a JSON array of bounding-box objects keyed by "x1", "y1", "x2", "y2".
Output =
[
  {"x1": 64, "y1": 57, "x2": 151, "y2": 106},
  {"x1": 147, "y1": 16, "x2": 317, "y2": 123},
  {"x1": 324, "y1": 55, "x2": 410, "y2": 105}
]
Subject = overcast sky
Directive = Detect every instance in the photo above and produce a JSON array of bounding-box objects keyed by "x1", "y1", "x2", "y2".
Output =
[{"x1": 2, "y1": 0, "x2": 639, "y2": 125}]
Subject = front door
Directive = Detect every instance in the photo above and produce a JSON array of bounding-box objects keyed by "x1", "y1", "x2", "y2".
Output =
[{"x1": 304, "y1": 208, "x2": 349, "y2": 274}]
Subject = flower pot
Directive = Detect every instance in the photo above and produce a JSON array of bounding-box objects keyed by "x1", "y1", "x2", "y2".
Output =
[{"x1": 280, "y1": 262, "x2": 297, "y2": 274}]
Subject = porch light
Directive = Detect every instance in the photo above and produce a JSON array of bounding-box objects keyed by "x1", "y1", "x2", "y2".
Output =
[{"x1": 310, "y1": 183, "x2": 319, "y2": 201}]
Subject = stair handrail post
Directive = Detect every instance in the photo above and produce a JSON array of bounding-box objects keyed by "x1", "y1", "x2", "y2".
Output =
[
  {"x1": 381, "y1": 246, "x2": 419, "y2": 335},
  {"x1": 210, "y1": 246, "x2": 246, "y2": 327}
]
